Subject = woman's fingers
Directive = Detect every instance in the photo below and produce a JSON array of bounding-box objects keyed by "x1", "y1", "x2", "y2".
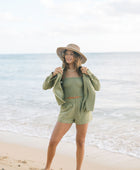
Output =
[
  {"x1": 58, "y1": 69, "x2": 63, "y2": 74},
  {"x1": 54, "y1": 67, "x2": 63, "y2": 75},
  {"x1": 80, "y1": 66, "x2": 88, "y2": 74},
  {"x1": 57, "y1": 67, "x2": 63, "y2": 74}
]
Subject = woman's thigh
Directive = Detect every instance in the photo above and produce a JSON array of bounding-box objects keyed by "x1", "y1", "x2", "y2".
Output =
[
  {"x1": 49, "y1": 121, "x2": 72, "y2": 143},
  {"x1": 76, "y1": 123, "x2": 88, "y2": 142}
]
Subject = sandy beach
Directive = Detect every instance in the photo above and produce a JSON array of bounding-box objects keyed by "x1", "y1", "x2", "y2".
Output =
[{"x1": 0, "y1": 131, "x2": 140, "y2": 170}]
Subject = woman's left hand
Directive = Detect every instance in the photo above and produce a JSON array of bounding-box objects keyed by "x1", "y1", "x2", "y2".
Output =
[{"x1": 80, "y1": 66, "x2": 88, "y2": 75}]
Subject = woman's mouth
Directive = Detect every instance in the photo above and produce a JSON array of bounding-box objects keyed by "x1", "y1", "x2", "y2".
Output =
[{"x1": 67, "y1": 59, "x2": 72, "y2": 62}]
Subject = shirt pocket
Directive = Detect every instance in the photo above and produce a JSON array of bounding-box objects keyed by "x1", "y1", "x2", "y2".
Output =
[{"x1": 60, "y1": 102, "x2": 73, "y2": 113}]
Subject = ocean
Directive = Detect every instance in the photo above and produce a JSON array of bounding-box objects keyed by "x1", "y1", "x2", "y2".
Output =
[{"x1": 0, "y1": 52, "x2": 140, "y2": 158}]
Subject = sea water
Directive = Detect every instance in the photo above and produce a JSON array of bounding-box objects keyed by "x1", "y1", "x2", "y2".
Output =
[{"x1": 0, "y1": 52, "x2": 140, "y2": 158}]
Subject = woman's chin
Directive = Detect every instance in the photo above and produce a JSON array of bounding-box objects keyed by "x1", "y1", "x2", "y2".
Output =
[{"x1": 66, "y1": 61, "x2": 73, "y2": 64}]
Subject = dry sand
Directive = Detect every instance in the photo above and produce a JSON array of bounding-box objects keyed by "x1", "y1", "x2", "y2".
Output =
[{"x1": 0, "y1": 131, "x2": 140, "y2": 170}]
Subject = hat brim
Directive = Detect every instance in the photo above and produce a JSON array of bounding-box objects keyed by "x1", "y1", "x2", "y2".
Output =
[{"x1": 56, "y1": 47, "x2": 87, "y2": 64}]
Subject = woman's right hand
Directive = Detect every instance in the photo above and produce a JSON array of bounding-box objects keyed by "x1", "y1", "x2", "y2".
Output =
[{"x1": 52, "y1": 67, "x2": 63, "y2": 77}]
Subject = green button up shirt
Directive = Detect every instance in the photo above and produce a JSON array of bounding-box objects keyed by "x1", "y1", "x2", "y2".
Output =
[{"x1": 42, "y1": 68, "x2": 101, "y2": 112}]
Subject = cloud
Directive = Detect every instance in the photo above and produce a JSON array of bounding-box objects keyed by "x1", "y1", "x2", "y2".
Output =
[
  {"x1": 0, "y1": 0, "x2": 140, "y2": 53},
  {"x1": 40, "y1": 0, "x2": 54, "y2": 8},
  {"x1": 40, "y1": 0, "x2": 140, "y2": 37},
  {"x1": 40, "y1": 0, "x2": 140, "y2": 16},
  {"x1": 108, "y1": 0, "x2": 140, "y2": 15},
  {"x1": 38, "y1": 0, "x2": 140, "y2": 53},
  {"x1": 0, "y1": 12, "x2": 24, "y2": 22}
]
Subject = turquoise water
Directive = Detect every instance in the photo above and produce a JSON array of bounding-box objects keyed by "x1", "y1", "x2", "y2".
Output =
[{"x1": 0, "y1": 52, "x2": 140, "y2": 158}]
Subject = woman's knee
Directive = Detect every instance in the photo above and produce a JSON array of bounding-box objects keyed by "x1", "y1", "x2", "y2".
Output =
[
  {"x1": 49, "y1": 138, "x2": 59, "y2": 147},
  {"x1": 76, "y1": 138, "x2": 85, "y2": 147}
]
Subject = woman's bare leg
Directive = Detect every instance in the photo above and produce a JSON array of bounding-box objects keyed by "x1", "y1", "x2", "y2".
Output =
[
  {"x1": 44, "y1": 121, "x2": 72, "y2": 170},
  {"x1": 76, "y1": 123, "x2": 88, "y2": 170}
]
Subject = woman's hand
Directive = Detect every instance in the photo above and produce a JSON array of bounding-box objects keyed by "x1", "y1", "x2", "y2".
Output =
[
  {"x1": 80, "y1": 66, "x2": 88, "y2": 75},
  {"x1": 52, "y1": 67, "x2": 63, "y2": 76}
]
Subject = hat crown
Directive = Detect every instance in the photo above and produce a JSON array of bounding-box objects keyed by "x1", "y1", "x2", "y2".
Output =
[{"x1": 66, "y1": 44, "x2": 80, "y2": 52}]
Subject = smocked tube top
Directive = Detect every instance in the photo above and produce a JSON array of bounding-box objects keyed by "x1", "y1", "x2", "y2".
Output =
[{"x1": 62, "y1": 77, "x2": 84, "y2": 99}]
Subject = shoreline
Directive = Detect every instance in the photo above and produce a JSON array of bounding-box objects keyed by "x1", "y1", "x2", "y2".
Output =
[{"x1": 0, "y1": 131, "x2": 140, "y2": 170}]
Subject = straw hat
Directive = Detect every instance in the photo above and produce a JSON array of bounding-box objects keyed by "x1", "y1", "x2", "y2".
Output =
[{"x1": 56, "y1": 44, "x2": 87, "y2": 64}]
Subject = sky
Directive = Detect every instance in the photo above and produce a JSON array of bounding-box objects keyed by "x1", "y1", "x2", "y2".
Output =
[{"x1": 0, "y1": 0, "x2": 140, "y2": 53}]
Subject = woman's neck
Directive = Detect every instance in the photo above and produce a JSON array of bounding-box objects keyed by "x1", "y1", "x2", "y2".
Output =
[{"x1": 68, "y1": 64, "x2": 75, "y2": 70}]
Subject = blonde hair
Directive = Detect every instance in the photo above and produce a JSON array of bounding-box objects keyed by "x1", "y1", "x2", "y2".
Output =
[{"x1": 62, "y1": 50, "x2": 82, "y2": 76}]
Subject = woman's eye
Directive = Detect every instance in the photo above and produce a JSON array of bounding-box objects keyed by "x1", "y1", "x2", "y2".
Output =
[{"x1": 66, "y1": 53, "x2": 74, "y2": 56}]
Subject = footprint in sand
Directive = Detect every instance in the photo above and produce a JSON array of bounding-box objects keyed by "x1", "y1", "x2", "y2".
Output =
[
  {"x1": 0, "y1": 156, "x2": 8, "y2": 160},
  {"x1": 17, "y1": 160, "x2": 27, "y2": 164},
  {"x1": 17, "y1": 160, "x2": 28, "y2": 168}
]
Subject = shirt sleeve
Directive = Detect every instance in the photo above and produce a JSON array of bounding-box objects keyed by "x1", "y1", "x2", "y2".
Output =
[
  {"x1": 86, "y1": 69, "x2": 101, "y2": 91},
  {"x1": 42, "y1": 72, "x2": 57, "y2": 90}
]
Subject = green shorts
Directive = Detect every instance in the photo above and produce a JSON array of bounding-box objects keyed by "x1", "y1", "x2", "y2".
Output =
[{"x1": 57, "y1": 97, "x2": 93, "y2": 124}]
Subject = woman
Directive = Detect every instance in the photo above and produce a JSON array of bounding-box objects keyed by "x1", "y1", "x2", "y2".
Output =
[{"x1": 42, "y1": 44, "x2": 100, "y2": 170}]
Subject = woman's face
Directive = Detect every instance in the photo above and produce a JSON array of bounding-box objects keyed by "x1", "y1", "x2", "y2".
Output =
[{"x1": 64, "y1": 50, "x2": 75, "y2": 64}]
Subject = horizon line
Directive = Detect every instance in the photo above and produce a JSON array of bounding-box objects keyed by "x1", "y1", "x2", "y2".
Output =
[{"x1": 0, "y1": 51, "x2": 140, "y2": 55}]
